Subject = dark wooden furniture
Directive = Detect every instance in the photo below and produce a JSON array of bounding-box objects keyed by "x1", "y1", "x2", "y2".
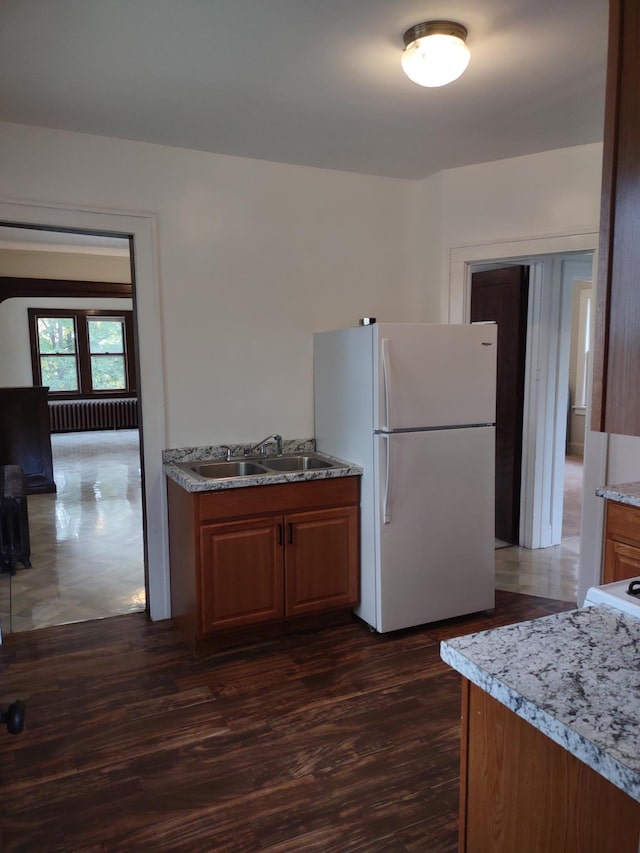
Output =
[
  {"x1": 0, "y1": 276, "x2": 132, "y2": 305},
  {"x1": 167, "y1": 476, "x2": 360, "y2": 651},
  {"x1": 459, "y1": 679, "x2": 640, "y2": 853},
  {"x1": 602, "y1": 500, "x2": 640, "y2": 583},
  {"x1": 592, "y1": 0, "x2": 640, "y2": 436},
  {"x1": 0, "y1": 386, "x2": 55, "y2": 494},
  {"x1": 0, "y1": 465, "x2": 32, "y2": 574}
]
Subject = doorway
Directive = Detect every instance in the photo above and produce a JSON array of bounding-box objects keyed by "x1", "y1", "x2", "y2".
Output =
[
  {"x1": 469, "y1": 254, "x2": 593, "y2": 552},
  {"x1": 0, "y1": 226, "x2": 146, "y2": 633},
  {"x1": 449, "y1": 232, "x2": 602, "y2": 604},
  {"x1": 0, "y1": 199, "x2": 169, "y2": 626}
]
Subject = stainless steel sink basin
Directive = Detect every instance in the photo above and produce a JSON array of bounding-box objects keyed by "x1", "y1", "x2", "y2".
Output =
[
  {"x1": 262, "y1": 454, "x2": 334, "y2": 472},
  {"x1": 175, "y1": 452, "x2": 341, "y2": 480},
  {"x1": 189, "y1": 460, "x2": 267, "y2": 478}
]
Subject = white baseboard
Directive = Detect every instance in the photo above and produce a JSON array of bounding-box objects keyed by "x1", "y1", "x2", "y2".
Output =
[{"x1": 567, "y1": 442, "x2": 584, "y2": 457}]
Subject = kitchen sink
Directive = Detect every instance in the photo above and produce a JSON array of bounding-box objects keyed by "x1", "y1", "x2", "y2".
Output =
[
  {"x1": 177, "y1": 452, "x2": 341, "y2": 480},
  {"x1": 189, "y1": 460, "x2": 267, "y2": 478},
  {"x1": 262, "y1": 455, "x2": 334, "y2": 472}
]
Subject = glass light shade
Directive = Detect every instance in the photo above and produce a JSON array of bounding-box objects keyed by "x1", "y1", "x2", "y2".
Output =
[{"x1": 402, "y1": 32, "x2": 470, "y2": 88}]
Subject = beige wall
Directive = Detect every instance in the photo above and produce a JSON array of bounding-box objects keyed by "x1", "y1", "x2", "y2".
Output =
[{"x1": 0, "y1": 249, "x2": 130, "y2": 281}]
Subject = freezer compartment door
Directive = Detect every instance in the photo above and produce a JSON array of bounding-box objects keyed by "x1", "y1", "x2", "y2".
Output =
[
  {"x1": 375, "y1": 427, "x2": 495, "y2": 632},
  {"x1": 375, "y1": 323, "x2": 496, "y2": 430}
]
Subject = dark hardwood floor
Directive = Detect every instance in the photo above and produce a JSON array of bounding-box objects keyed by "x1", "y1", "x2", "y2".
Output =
[{"x1": 0, "y1": 591, "x2": 574, "y2": 852}]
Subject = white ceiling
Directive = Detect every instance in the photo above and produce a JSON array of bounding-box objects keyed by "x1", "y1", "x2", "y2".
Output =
[{"x1": 0, "y1": 0, "x2": 608, "y2": 180}]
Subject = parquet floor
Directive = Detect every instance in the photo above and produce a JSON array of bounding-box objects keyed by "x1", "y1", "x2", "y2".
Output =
[
  {"x1": 0, "y1": 591, "x2": 574, "y2": 852},
  {"x1": 1, "y1": 429, "x2": 145, "y2": 635}
]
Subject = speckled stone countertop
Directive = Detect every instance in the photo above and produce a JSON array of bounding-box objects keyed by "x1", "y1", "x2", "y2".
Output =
[
  {"x1": 441, "y1": 606, "x2": 640, "y2": 802},
  {"x1": 163, "y1": 439, "x2": 362, "y2": 493},
  {"x1": 596, "y1": 481, "x2": 640, "y2": 508}
]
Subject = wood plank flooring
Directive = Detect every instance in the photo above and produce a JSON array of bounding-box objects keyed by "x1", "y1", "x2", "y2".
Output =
[{"x1": 0, "y1": 591, "x2": 574, "y2": 852}]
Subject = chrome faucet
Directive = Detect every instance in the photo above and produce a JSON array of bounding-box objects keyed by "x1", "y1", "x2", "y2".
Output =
[
  {"x1": 218, "y1": 444, "x2": 234, "y2": 461},
  {"x1": 248, "y1": 434, "x2": 283, "y2": 457}
]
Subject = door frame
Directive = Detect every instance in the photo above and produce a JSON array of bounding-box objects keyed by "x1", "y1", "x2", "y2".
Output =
[
  {"x1": 0, "y1": 197, "x2": 170, "y2": 621},
  {"x1": 446, "y1": 230, "x2": 604, "y2": 599}
]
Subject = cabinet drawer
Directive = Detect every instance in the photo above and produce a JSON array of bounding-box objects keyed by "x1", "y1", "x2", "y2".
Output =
[
  {"x1": 605, "y1": 500, "x2": 640, "y2": 547},
  {"x1": 197, "y1": 476, "x2": 359, "y2": 523}
]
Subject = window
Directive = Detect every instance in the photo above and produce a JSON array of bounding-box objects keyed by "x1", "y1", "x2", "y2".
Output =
[{"x1": 29, "y1": 309, "x2": 136, "y2": 399}]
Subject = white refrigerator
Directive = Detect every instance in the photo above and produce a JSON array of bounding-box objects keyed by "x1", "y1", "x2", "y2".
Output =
[{"x1": 314, "y1": 322, "x2": 497, "y2": 633}]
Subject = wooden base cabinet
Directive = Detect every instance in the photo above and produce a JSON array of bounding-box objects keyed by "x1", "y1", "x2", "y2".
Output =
[
  {"x1": 167, "y1": 476, "x2": 360, "y2": 648},
  {"x1": 284, "y1": 507, "x2": 358, "y2": 618},
  {"x1": 459, "y1": 680, "x2": 640, "y2": 853},
  {"x1": 200, "y1": 516, "x2": 284, "y2": 633},
  {"x1": 603, "y1": 500, "x2": 640, "y2": 584}
]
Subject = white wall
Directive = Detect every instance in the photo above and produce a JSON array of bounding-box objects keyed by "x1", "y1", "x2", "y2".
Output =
[
  {"x1": 0, "y1": 120, "x2": 416, "y2": 621},
  {"x1": 0, "y1": 121, "x2": 415, "y2": 448},
  {"x1": 607, "y1": 437, "x2": 640, "y2": 484},
  {"x1": 439, "y1": 144, "x2": 603, "y2": 245},
  {"x1": 405, "y1": 172, "x2": 443, "y2": 322},
  {"x1": 432, "y1": 143, "x2": 603, "y2": 321}
]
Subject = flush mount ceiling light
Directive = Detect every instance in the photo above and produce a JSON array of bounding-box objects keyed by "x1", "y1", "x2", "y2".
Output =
[{"x1": 401, "y1": 21, "x2": 470, "y2": 88}]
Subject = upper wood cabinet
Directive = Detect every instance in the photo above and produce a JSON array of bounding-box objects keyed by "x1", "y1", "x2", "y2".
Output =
[{"x1": 592, "y1": 0, "x2": 640, "y2": 436}]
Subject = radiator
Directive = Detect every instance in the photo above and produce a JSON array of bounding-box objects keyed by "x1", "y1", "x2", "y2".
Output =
[{"x1": 48, "y1": 399, "x2": 139, "y2": 433}]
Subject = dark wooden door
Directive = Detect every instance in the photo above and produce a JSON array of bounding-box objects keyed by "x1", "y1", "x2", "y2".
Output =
[{"x1": 471, "y1": 266, "x2": 529, "y2": 544}]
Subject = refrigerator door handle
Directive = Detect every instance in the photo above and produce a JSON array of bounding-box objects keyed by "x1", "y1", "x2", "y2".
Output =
[
  {"x1": 381, "y1": 337, "x2": 392, "y2": 431},
  {"x1": 382, "y1": 433, "x2": 392, "y2": 524}
]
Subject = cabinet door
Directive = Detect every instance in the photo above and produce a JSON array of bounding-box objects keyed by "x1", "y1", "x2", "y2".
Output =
[
  {"x1": 592, "y1": 0, "x2": 640, "y2": 435},
  {"x1": 284, "y1": 506, "x2": 358, "y2": 617},
  {"x1": 604, "y1": 540, "x2": 640, "y2": 584},
  {"x1": 603, "y1": 501, "x2": 640, "y2": 583},
  {"x1": 199, "y1": 516, "x2": 284, "y2": 633},
  {"x1": 460, "y1": 680, "x2": 640, "y2": 853}
]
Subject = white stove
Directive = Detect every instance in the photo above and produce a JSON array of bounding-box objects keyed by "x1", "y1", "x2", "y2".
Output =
[{"x1": 583, "y1": 577, "x2": 640, "y2": 618}]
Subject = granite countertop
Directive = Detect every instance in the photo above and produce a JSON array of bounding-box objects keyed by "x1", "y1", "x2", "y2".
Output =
[
  {"x1": 441, "y1": 606, "x2": 640, "y2": 802},
  {"x1": 596, "y1": 481, "x2": 640, "y2": 508},
  {"x1": 163, "y1": 439, "x2": 362, "y2": 493}
]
